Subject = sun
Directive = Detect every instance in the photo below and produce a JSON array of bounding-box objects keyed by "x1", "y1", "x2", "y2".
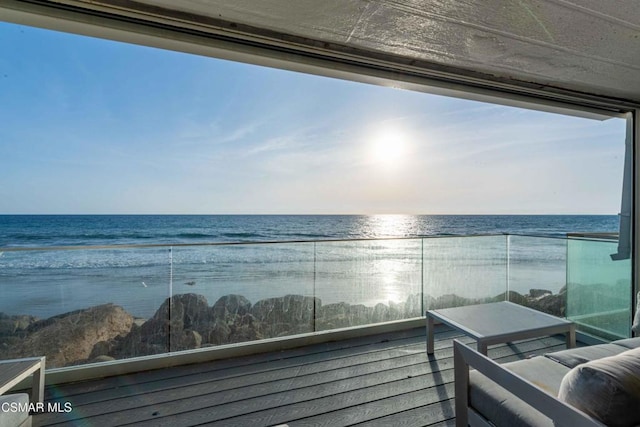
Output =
[{"x1": 371, "y1": 127, "x2": 407, "y2": 167}]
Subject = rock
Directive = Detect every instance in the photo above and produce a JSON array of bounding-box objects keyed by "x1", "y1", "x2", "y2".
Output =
[
  {"x1": 491, "y1": 291, "x2": 528, "y2": 306},
  {"x1": 205, "y1": 321, "x2": 232, "y2": 345},
  {"x1": 230, "y1": 316, "x2": 263, "y2": 342},
  {"x1": 433, "y1": 294, "x2": 471, "y2": 309},
  {"x1": 316, "y1": 302, "x2": 351, "y2": 330},
  {"x1": 212, "y1": 294, "x2": 252, "y2": 320},
  {"x1": 348, "y1": 304, "x2": 371, "y2": 326},
  {"x1": 89, "y1": 340, "x2": 112, "y2": 359},
  {"x1": 529, "y1": 292, "x2": 565, "y2": 317},
  {"x1": 91, "y1": 355, "x2": 115, "y2": 363},
  {"x1": 113, "y1": 294, "x2": 216, "y2": 356},
  {"x1": 316, "y1": 302, "x2": 371, "y2": 330},
  {"x1": 152, "y1": 293, "x2": 211, "y2": 330},
  {"x1": 389, "y1": 300, "x2": 406, "y2": 320},
  {"x1": 492, "y1": 290, "x2": 565, "y2": 317},
  {"x1": 180, "y1": 329, "x2": 202, "y2": 349},
  {"x1": 4, "y1": 304, "x2": 133, "y2": 368},
  {"x1": 530, "y1": 289, "x2": 552, "y2": 299},
  {"x1": 405, "y1": 294, "x2": 423, "y2": 317},
  {"x1": 251, "y1": 295, "x2": 319, "y2": 337},
  {"x1": 0, "y1": 313, "x2": 38, "y2": 337},
  {"x1": 371, "y1": 303, "x2": 390, "y2": 323}
]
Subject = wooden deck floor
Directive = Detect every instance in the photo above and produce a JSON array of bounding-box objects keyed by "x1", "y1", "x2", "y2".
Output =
[{"x1": 33, "y1": 325, "x2": 570, "y2": 427}]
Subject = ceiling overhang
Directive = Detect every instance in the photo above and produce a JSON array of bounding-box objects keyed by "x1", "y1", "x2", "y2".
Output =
[{"x1": 1, "y1": 0, "x2": 639, "y2": 115}]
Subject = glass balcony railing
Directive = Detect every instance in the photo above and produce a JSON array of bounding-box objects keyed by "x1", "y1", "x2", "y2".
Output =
[
  {"x1": 566, "y1": 236, "x2": 632, "y2": 340},
  {"x1": 506, "y1": 235, "x2": 568, "y2": 317},
  {"x1": 315, "y1": 239, "x2": 422, "y2": 329},
  {"x1": 423, "y1": 235, "x2": 508, "y2": 309},
  {"x1": 0, "y1": 234, "x2": 632, "y2": 369}
]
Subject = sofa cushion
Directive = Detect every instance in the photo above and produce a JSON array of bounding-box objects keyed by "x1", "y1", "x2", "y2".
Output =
[
  {"x1": 0, "y1": 393, "x2": 30, "y2": 427},
  {"x1": 611, "y1": 336, "x2": 640, "y2": 350},
  {"x1": 558, "y1": 347, "x2": 640, "y2": 427},
  {"x1": 632, "y1": 291, "x2": 639, "y2": 335},
  {"x1": 469, "y1": 356, "x2": 570, "y2": 427},
  {"x1": 545, "y1": 343, "x2": 630, "y2": 369}
]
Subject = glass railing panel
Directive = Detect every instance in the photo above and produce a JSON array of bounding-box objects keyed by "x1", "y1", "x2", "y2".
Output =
[
  {"x1": 0, "y1": 247, "x2": 171, "y2": 368},
  {"x1": 314, "y1": 239, "x2": 422, "y2": 330},
  {"x1": 423, "y1": 235, "x2": 508, "y2": 309},
  {"x1": 506, "y1": 235, "x2": 567, "y2": 316},
  {"x1": 170, "y1": 242, "x2": 316, "y2": 349},
  {"x1": 566, "y1": 237, "x2": 632, "y2": 340}
]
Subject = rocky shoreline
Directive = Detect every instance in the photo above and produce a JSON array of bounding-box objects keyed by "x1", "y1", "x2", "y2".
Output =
[{"x1": 0, "y1": 288, "x2": 564, "y2": 368}]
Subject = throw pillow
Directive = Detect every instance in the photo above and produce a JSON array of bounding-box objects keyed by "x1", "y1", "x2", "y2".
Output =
[{"x1": 558, "y1": 347, "x2": 640, "y2": 427}]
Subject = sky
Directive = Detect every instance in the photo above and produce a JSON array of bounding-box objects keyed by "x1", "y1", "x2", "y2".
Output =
[{"x1": 0, "y1": 21, "x2": 628, "y2": 215}]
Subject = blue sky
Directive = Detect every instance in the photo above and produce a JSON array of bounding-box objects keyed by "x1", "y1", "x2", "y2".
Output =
[{"x1": 0, "y1": 22, "x2": 627, "y2": 214}]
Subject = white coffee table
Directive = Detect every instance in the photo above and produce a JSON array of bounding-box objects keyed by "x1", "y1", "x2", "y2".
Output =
[
  {"x1": 0, "y1": 356, "x2": 45, "y2": 404},
  {"x1": 426, "y1": 301, "x2": 575, "y2": 355}
]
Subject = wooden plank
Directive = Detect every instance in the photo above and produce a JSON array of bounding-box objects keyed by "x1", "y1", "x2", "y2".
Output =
[
  {"x1": 351, "y1": 398, "x2": 456, "y2": 427},
  {"x1": 36, "y1": 340, "x2": 564, "y2": 426},
  {"x1": 34, "y1": 331, "x2": 570, "y2": 427},
  {"x1": 37, "y1": 332, "x2": 466, "y2": 425},
  {"x1": 36, "y1": 331, "x2": 466, "y2": 413},
  {"x1": 63, "y1": 339, "x2": 566, "y2": 426},
  {"x1": 45, "y1": 326, "x2": 432, "y2": 399},
  {"x1": 214, "y1": 341, "x2": 569, "y2": 427},
  {"x1": 426, "y1": 419, "x2": 457, "y2": 427},
  {"x1": 44, "y1": 327, "x2": 460, "y2": 407},
  {"x1": 38, "y1": 345, "x2": 438, "y2": 421},
  {"x1": 117, "y1": 372, "x2": 459, "y2": 427},
  {"x1": 271, "y1": 383, "x2": 456, "y2": 427}
]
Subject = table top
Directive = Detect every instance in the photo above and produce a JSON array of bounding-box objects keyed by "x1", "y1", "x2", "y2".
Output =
[
  {"x1": 428, "y1": 301, "x2": 572, "y2": 339},
  {"x1": 0, "y1": 357, "x2": 44, "y2": 393}
]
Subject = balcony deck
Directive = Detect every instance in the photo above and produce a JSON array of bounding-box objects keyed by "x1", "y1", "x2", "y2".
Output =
[{"x1": 33, "y1": 325, "x2": 570, "y2": 427}]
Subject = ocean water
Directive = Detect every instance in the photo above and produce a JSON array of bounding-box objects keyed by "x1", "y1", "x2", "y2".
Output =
[
  {"x1": 0, "y1": 214, "x2": 619, "y2": 247},
  {"x1": 0, "y1": 215, "x2": 620, "y2": 319}
]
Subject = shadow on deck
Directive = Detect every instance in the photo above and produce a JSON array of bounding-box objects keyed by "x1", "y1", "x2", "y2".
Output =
[{"x1": 33, "y1": 325, "x2": 570, "y2": 427}]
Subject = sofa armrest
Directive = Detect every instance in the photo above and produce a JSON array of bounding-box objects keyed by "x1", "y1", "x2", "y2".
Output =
[{"x1": 452, "y1": 339, "x2": 605, "y2": 427}]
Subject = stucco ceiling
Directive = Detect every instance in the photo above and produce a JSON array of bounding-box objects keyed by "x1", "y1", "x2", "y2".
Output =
[{"x1": 2, "y1": 0, "x2": 640, "y2": 105}]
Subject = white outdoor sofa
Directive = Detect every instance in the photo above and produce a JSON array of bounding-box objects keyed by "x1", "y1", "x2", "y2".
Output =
[
  {"x1": 453, "y1": 337, "x2": 640, "y2": 427},
  {"x1": 0, "y1": 356, "x2": 45, "y2": 427}
]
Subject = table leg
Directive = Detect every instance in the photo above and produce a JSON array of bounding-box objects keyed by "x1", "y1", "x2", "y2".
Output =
[
  {"x1": 567, "y1": 325, "x2": 576, "y2": 349},
  {"x1": 31, "y1": 358, "x2": 45, "y2": 404},
  {"x1": 477, "y1": 340, "x2": 488, "y2": 356},
  {"x1": 427, "y1": 314, "x2": 435, "y2": 354}
]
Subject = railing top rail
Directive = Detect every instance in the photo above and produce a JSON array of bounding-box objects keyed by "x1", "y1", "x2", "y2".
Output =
[
  {"x1": 0, "y1": 232, "x2": 618, "y2": 252},
  {"x1": 507, "y1": 232, "x2": 619, "y2": 242}
]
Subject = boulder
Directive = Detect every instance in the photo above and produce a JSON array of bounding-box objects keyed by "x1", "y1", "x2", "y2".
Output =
[
  {"x1": 530, "y1": 289, "x2": 553, "y2": 299},
  {"x1": 433, "y1": 294, "x2": 472, "y2": 309},
  {"x1": 3, "y1": 304, "x2": 133, "y2": 368},
  {"x1": 371, "y1": 303, "x2": 391, "y2": 323},
  {"x1": 251, "y1": 295, "x2": 319, "y2": 337},
  {"x1": 528, "y1": 292, "x2": 565, "y2": 317},
  {"x1": 91, "y1": 355, "x2": 115, "y2": 363},
  {"x1": 388, "y1": 300, "x2": 406, "y2": 320},
  {"x1": 212, "y1": 294, "x2": 252, "y2": 321},
  {"x1": 404, "y1": 293, "x2": 423, "y2": 317},
  {"x1": 152, "y1": 293, "x2": 211, "y2": 330},
  {"x1": 229, "y1": 315, "x2": 263, "y2": 342},
  {"x1": 112, "y1": 293, "x2": 218, "y2": 356},
  {"x1": 0, "y1": 313, "x2": 38, "y2": 338},
  {"x1": 317, "y1": 302, "x2": 370, "y2": 330},
  {"x1": 205, "y1": 321, "x2": 232, "y2": 345}
]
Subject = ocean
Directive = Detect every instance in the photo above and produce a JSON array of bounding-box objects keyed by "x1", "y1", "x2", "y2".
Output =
[
  {"x1": 0, "y1": 215, "x2": 620, "y2": 319},
  {"x1": 0, "y1": 214, "x2": 619, "y2": 246}
]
